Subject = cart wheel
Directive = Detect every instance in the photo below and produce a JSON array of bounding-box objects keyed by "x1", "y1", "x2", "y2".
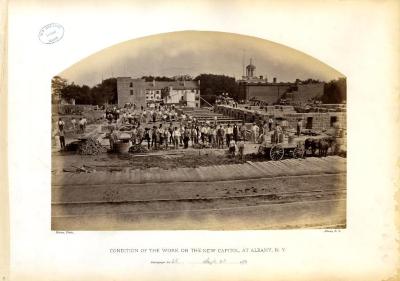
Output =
[
  {"x1": 292, "y1": 146, "x2": 305, "y2": 159},
  {"x1": 270, "y1": 145, "x2": 284, "y2": 161}
]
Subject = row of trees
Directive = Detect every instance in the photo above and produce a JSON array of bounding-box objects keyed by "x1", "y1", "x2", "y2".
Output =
[
  {"x1": 52, "y1": 75, "x2": 346, "y2": 105},
  {"x1": 52, "y1": 76, "x2": 117, "y2": 105}
]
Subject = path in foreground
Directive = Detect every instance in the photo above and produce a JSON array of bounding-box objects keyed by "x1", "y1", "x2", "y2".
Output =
[{"x1": 52, "y1": 156, "x2": 346, "y2": 230}]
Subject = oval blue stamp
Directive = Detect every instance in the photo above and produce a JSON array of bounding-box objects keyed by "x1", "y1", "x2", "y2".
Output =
[{"x1": 38, "y1": 23, "x2": 64, "y2": 44}]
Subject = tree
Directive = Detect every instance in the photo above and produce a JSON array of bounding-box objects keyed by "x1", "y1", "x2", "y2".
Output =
[
  {"x1": 51, "y1": 76, "x2": 68, "y2": 103},
  {"x1": 88, "y1": 78, "x2": 117, "y2": 105},
  {"x1": 173, "y1": 74, "x2": 193, "y2": 81},
  {"x1": 321, "y1": 78, "x2": 346, "y2": 103},
  {"x1": 51, "y1": 76, "x2": 67, "y2": 95},
  {"x1": 57, "y1": 78, "x2": 117, "y2": 105},
  {"x1": 194, "y1": 74, "x2": 239, "y2": 105},
  {"x1": 60, "y1": 83, "x2": 91, "y2": 104},
  {"x1": 141, "y1": 76, "x2": 175, "y2": 82}
]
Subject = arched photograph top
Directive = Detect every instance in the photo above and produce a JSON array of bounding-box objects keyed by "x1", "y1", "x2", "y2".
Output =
[{"x1": 51, "y1": 31, "x2": 347, "y2": 231}]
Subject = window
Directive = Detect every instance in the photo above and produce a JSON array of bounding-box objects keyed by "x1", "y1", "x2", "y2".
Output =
[
  {"x1": 306, "y1": 117, "x2": 313, "y2": 129},
  {"x1": 130, "y1": 90, "x2": 133, "y2": 95},
  {"x1": 129, "y1": 82, "x2": 133, "y2": 87},
  {"x1": 330, "y1": 116, "x2": 338, "y2": 127}
]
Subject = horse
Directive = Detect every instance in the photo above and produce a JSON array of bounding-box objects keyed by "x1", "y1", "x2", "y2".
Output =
[
  {"x1": 305, "y1": 137, "x2": 336, "y2": 157},
  {"x1": 305, "y1": 138, "x2": 320, "y2": 156}
]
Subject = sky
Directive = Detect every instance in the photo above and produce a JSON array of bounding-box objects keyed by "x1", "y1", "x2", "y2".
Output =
[{"x1": 59, "y1": 31, "x2": 345, "y2": 87}]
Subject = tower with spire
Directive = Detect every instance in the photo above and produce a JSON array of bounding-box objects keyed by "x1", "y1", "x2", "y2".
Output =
[{"x1": 246, "y1": 58, "x2": 256, "y2": 78}]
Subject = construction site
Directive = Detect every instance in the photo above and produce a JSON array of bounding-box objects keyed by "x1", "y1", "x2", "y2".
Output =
[{"x1": 52, "y1": 100, "x2": 347, "y2": 230}]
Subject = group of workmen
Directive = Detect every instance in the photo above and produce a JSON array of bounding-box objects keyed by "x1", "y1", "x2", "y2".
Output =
[
  {"x1": 56, "y1": 117, "x2": 88, "y2": 150},
  {"x1": 113, "y1": 115, "x2": 302, "y2": 158},
  {"x1": 106, "y1": 105, "x2": 181, "y2": 125},
  {"x1": 56, "y1": 104, "x2": 305, "y2": 158},
  {"x1": 126, "y1": 122, "x2": 250, "y2": 149}
]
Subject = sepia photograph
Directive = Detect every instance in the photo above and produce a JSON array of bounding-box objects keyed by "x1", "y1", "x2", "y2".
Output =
[{"x1": 51, "y1": 31, "x2": 347, "y2": 230}]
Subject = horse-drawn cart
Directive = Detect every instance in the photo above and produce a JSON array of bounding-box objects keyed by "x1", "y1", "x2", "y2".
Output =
[{"x1": 258, "y1": 134, "x2": 305, "y2": 161}]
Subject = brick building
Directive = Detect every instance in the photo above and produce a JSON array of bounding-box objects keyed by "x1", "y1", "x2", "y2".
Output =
[
  {"x1": 236, "y1": 60, "x2": 324, "y2": 104},
  {"x1": 117, "y1": 77, "x2": 200, "y2": 108}
]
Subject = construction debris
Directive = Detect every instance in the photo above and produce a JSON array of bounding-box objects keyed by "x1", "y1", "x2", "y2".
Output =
[
  {"x1": 129, "y1": 144, "x2": 149, "y2": 154},
  {"x1": 77, "y1": 137, "x2": 107, "y2": 155}
]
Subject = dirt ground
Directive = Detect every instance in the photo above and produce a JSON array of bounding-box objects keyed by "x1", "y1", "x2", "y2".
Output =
[{"x1": 52, "y1": 144, "x2": 277, "y2": 174}]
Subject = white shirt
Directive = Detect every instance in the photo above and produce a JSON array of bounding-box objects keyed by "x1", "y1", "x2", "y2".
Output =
[{"x1": 226, "y1": 127, "x2": 233, "y2": 134}]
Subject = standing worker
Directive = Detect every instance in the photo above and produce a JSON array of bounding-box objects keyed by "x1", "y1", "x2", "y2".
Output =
[
  {"x1": 233, "y1": 123, "x2": 239, "y2": 142},
  {"x1": 268, "y1": 117, "x2": 274, "y2": 132},
  {"x1": 172, "y1": 127, "x2": 180, "y2": 149},
  {"x1": 216, "y1": 125, "x2": 224, "y2": 148},
  {"x1": 239, "y1": 122, "x2": 246, "y2": 141},
  {"x1": 58, "y1": 127, "x2": 65, "y2": 151},
  {"x1": 251, "y1": 123, "x2": 260, "y2": 143},
  {"x1": 226, "y1": 124, "x2": 233, "y2": 147},
  {"x1": 229, "y1": 138, "x2": 236, "y2": 157},
  {"x1": 297, "y1": 119, "x2": 302, "y2": 137},
  {"x1": 78, "y1": 118, "x2": 85, "y2": 133},
  {"x1": 281, "y1": 118, "x2": 288, "y2": 134},
  {"x1": 58, "y1": 118, "x2": 65, "y2": 131},
  {"x1": 109, "y1": 127, "x2": 119, "y2": 152},
  {"x1": 71, "y1": 118, "x2": 76, "y2": 131},
  {"x1": 237, "y1": 137, "x2": 245, "y2": 160}
]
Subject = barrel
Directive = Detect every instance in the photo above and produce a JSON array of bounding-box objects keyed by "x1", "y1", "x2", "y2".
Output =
[
  {"x1": 114, "y1": 141, "x2": 130, "y2": 154},
  {"x1": 288, "y1": 135, "x2": 295, "y2": 145}
]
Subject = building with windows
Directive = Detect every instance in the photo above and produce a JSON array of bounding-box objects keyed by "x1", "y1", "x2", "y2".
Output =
[
  {"x1": 117, "y1": 77, "x2": 200, "y2": 108},
  {"x1": 236, "y1": 59, "x2": 324, "y2": 105}
]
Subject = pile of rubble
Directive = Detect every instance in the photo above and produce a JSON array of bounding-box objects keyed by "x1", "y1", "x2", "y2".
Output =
[
  {"x1": 77, "y1": 137, "x2": 107, "y2": 155},
  {"x1": 192, "y1": 143, "x2": 213, "y2": 149},
  {"x1": 129, "y1": 144, "x2": 149, "y2": 154}
]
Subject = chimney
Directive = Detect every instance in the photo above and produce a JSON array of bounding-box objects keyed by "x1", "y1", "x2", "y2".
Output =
[{"x1": 273, "y1": 77, "x2": 277, "y2": 83}]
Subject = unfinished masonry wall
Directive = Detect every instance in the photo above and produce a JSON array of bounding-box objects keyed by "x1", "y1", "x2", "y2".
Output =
[{"x1": 215, "y1": 105, "x2": 346, "y2": 131}]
